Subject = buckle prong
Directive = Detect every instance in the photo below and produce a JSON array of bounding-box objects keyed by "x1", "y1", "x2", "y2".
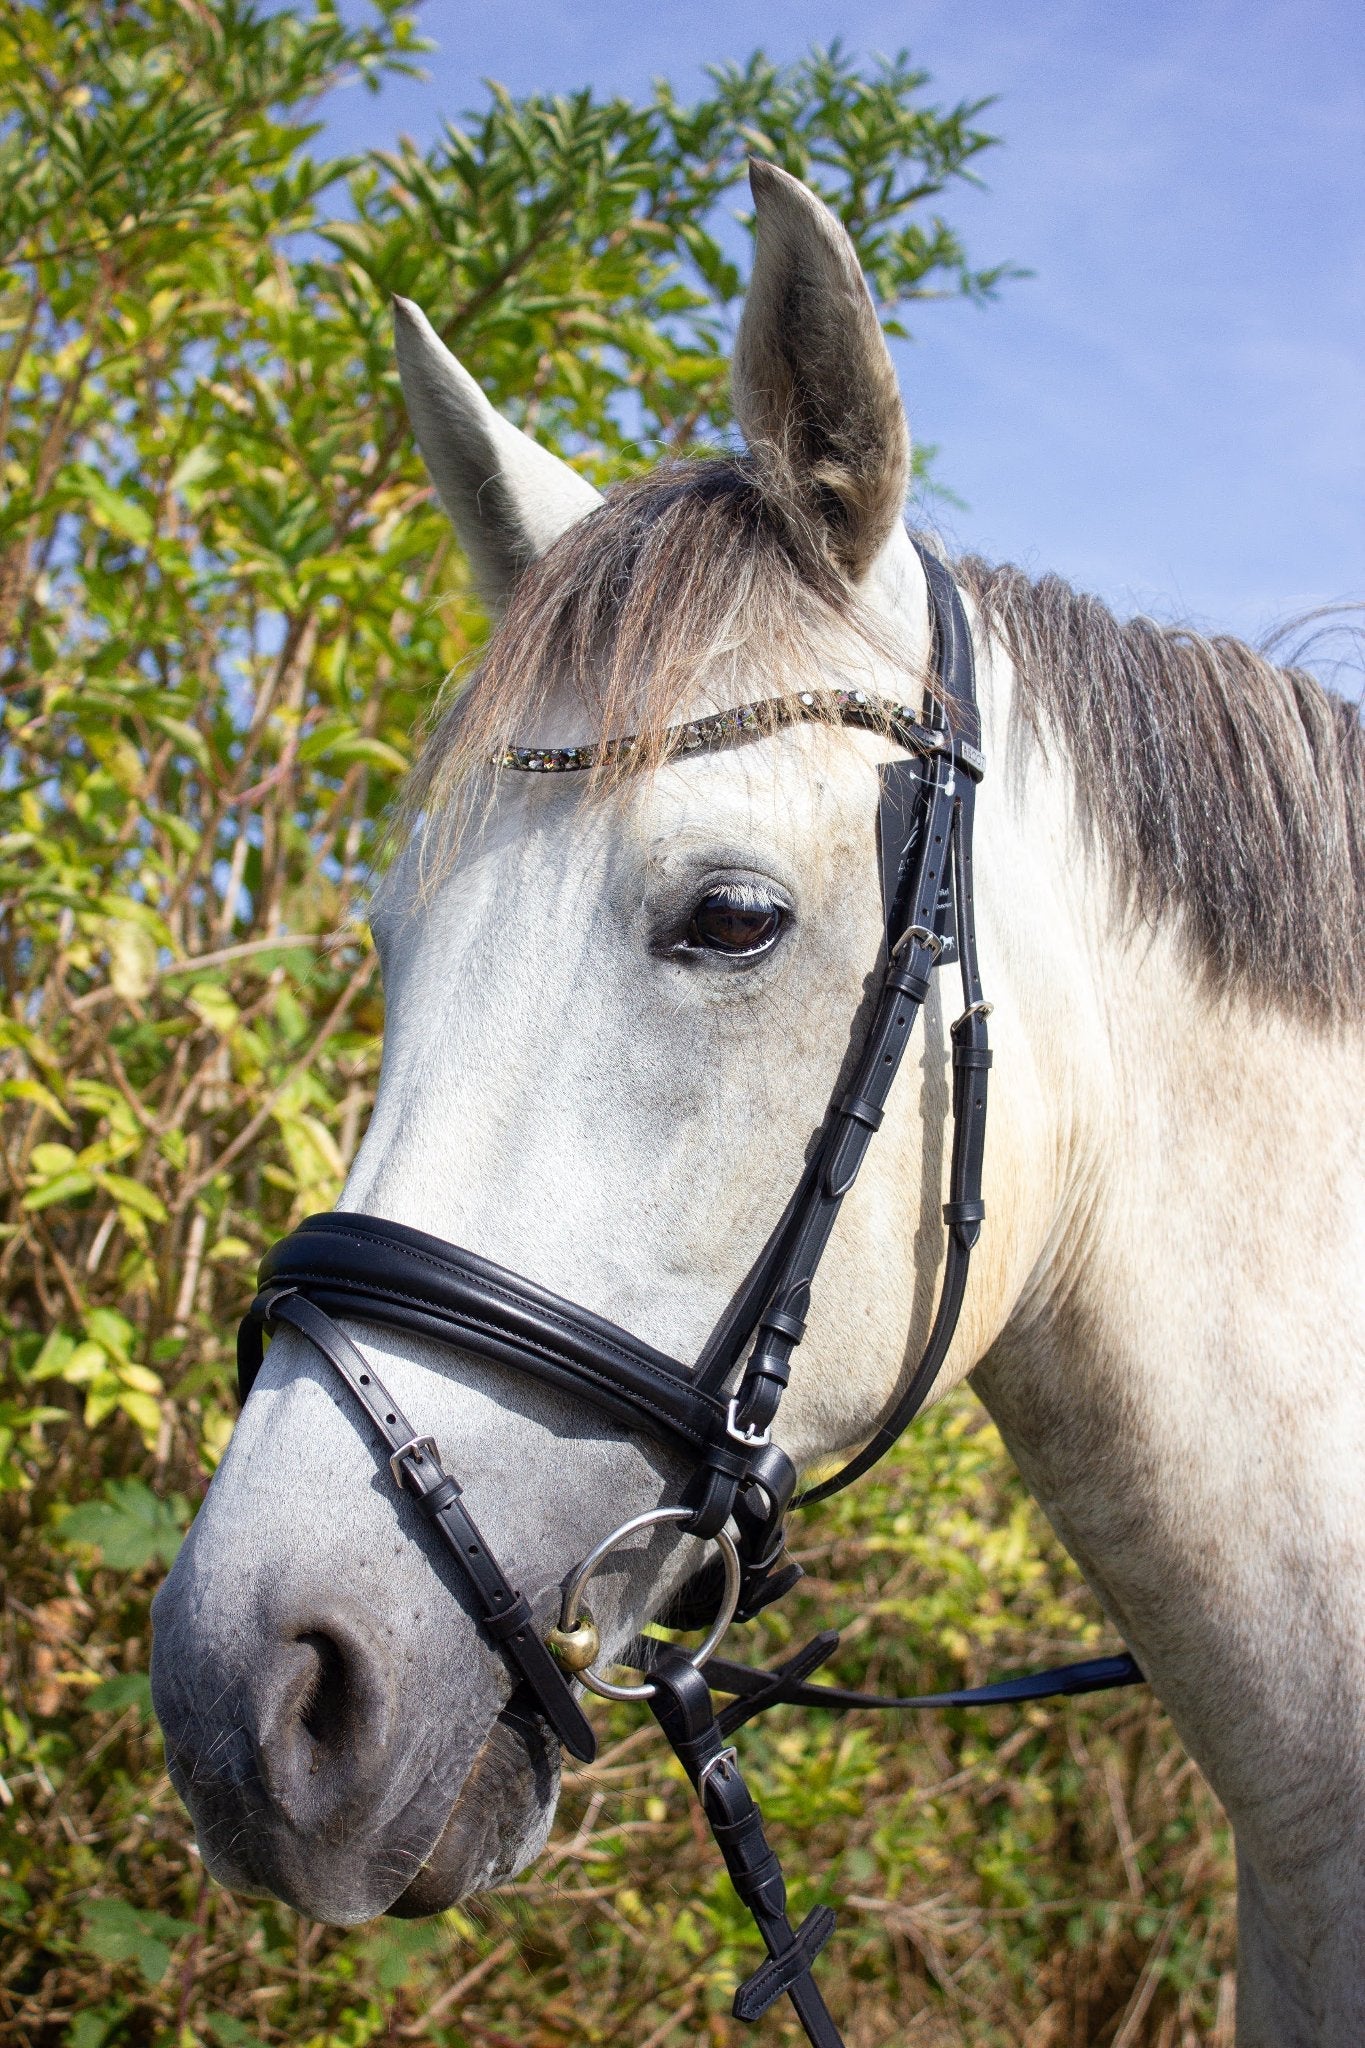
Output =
[
  {"x1": 389, "y1": 1433, "x2": 439, "y2": 1489},
  {"x1": 725, "y1": 1397, "x2": 772, "y2": 1449}
]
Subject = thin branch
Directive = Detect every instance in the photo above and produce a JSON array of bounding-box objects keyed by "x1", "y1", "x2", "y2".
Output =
[{"x1": 174, "y1": 953, "x2": 377, "y2": 1210}]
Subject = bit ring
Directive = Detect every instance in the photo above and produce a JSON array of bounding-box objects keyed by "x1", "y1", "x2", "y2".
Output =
[{"x1": 556, "y1": 1505, "x2": 741, "y2": 1702}]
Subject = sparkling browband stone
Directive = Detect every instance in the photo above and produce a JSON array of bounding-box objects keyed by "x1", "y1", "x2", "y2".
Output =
[{"x1": 496, "y1": 688, "x2": 933, "y2": 774}]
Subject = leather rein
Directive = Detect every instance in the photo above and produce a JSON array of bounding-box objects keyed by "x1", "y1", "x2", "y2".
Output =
[{"x1": 237, "y1": 541, "x2": 1142, "y2": 2046}]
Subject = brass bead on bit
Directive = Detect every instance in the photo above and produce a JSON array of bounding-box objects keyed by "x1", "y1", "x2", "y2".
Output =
[{"x1": 546, "y1": 1607, "x2": 600, "y2": 1673}]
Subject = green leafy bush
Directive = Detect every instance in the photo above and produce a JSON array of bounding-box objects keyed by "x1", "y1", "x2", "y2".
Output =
[{"x1": 0, "y1": 4, "x2": 1232, "y2": 2043}]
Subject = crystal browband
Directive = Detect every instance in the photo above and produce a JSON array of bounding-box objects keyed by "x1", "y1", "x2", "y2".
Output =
[{"x1": 495, "y1": 688, "x2": 987, "y2": 781}]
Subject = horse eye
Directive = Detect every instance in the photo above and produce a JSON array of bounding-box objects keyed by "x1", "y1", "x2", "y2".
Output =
[{"x1": 685, "y1": 891, "x2": 786, "y2": 956}]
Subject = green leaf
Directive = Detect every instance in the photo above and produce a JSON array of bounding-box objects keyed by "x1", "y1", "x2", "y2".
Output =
[
  {"x1": 80, "y1": 1898, "x2": 194, "y2": 1985},
  {"x1": 365, "y1": 1917, "x2": 447, "y2": 1991},
  {"x1": 0, "y1": 1397, "x2": 67, "y2": 1432},
  {"x1": 205, "y1": 2017, "x2": 270, "y2": 2048},
  {"x1": 57, "y1": 1479, "x2": 188, "y2": 1571},
  {"x1": 29, "y1": 1143, "x2": 78, "y2": 1176},
  {"x1": 82, "y1": 476, "x2": 154, "y2": 546},
  {"x1": 0, "y1": 1875, "x2": 32, "y2": 1917},
  {"x1": 187, "y1": 981, "x2": 240, "y2": 1035},
  {"x1": 169, "y1": 446, "x2": 219, "y2": 496},
  {"x1": 62, "y1": 2004, "x2": 126, "y2": 2048},
  {"x1": 84, "y1": 1307, "x2": 136, "y2": 1359},
  {"x1": 93, "y1": 1172, "x2": 168, "y2": 1223},
  {"x1": 207, "y1": 1234, "x2": 254, "y2": 1262},
  {"x1": 105, "y1": 1386, "x2": 162, "y2": 1446},
  {"x1": 151, "y1": 714, "x2": 210, "y2": 770},
  {"x1": 299, "y1": 720, "x2": 409, "y2": 774},
  {"x1": 28, "y1": 1330, "x2": 77, "y2": 1382},
  {"x1": 85, "y1": 1671, "x2": 154, "y2": 1719},
  {"x1": 23, "y1": 1167, "x2": 95, "y2": 1211},
  {"x1": 56, "y1": 1341, "x2": 109, "y2": 1386},
  {"x1": 105, "y1": 918, "x2": 158, "y2": 999},
  {"x1": 0, "y1": 1077, "x2": 74, "y2": 1129}
]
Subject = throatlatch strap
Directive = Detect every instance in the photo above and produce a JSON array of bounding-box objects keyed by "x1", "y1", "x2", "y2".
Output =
[
  {"x1": 677, "y1": 746, "x2": 962, "y2": 1547},
  {"x1": 796, "y1": 673, "x2": 992, "y2": 1507}
]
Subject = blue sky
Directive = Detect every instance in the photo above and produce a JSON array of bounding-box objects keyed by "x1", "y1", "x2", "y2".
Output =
[{"x1": 320, "y1": 0, "x2": 1363, "y2": 654}]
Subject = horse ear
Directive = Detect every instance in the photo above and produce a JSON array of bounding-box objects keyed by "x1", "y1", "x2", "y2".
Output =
[
  {"x1": 392, "y1": 298, "x2": 603, "y2": 612},
  {"x1": 733, "y1": 161, "x2": 910, "y2": 584}
]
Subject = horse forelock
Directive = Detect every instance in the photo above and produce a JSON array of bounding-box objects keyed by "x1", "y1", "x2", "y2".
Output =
[{"x1": 396, "y1": 456, "x2": 921, "y2": 869}]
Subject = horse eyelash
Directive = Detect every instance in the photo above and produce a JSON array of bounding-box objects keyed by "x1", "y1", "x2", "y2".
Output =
[{"x1": 701, "y1": 881, "x2": 782, "y2": 912}]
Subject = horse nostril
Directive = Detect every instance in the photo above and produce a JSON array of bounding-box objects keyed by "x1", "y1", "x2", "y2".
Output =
[
  {"x1": 255, "y1": 1613, "x2": 395, "y2": 1825},
  {"x1": 296, "y1": 1630, "x2": 350, "y2": 1755}
]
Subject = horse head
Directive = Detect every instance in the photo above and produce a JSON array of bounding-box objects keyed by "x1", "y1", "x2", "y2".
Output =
[{"x1": 149, "y1": 163, "x2": 1056, "y2": 1924}]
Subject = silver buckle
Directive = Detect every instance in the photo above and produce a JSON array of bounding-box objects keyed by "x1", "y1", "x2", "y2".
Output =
[
  {"x1": 697, "y1": 1745, "x2": 739, "y2": 1797},
  {"x1": 892, "y1": 923, "x2": 945, "y2": 962},
  {"x1": 388, "y1": 1434, "x2": 439, "y2": 1488},
  {"x1": 725, "y1": 1397, "x2": 772, "y2": 1449}
]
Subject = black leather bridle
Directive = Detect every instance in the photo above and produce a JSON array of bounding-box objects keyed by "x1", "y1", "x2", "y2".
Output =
[{"x1": 237, "y1": 542, "x2": 1141, "y2": 2046}]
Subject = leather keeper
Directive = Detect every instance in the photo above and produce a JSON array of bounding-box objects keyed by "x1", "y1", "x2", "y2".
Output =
[
  {"x1": 943, "y1": 1198, "x2": 986, "y2": 1226},
  {"x1": 885, "y1": 958, "x2": 932, "y2": 1002},
  {"x1": 757, "y1": 1304, "x2": 806, "y2": 1344},
  {"x1": 417, "y1": 1474, "x2": 462, "y2": 1516},
  {"x1": 837, "y1": 1090, "x2": 884, "y2": 1132},
  {"x1": 951, "y1": 1043, "x2": 993, "y2": 1069},
  {"x1": 708, "y1": 1439, "x2": 759, "y2": 1481},
  {"x1": 482, "y1": 1595, "x2": 535, "y2": 1642},
  {"x1": 682, "y1": 1465, "x2": 741, "y2": 1539}
]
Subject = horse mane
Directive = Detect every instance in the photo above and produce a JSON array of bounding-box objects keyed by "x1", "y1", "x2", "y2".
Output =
[
  {"x1": 405, "y1": 455, "x2": 1364, "y2": 1021},
  {"x1": 956, "y1": 555, "x2": 1365, "y2": 1021}
]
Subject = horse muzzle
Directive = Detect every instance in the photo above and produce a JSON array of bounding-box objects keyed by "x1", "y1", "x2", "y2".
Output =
[{"x1": 150, "y1": 1565, "x2": 559, "y2": 1922}]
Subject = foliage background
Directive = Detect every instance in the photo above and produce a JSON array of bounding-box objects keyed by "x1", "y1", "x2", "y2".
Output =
[{"x1": 0, "y1": 4, "x2": 1234, "y2": 2043}]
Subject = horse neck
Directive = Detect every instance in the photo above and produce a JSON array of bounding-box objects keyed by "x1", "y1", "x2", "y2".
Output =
[{"x1": 974, "y1": 660, "x2": 1365, "y2": 2039}]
